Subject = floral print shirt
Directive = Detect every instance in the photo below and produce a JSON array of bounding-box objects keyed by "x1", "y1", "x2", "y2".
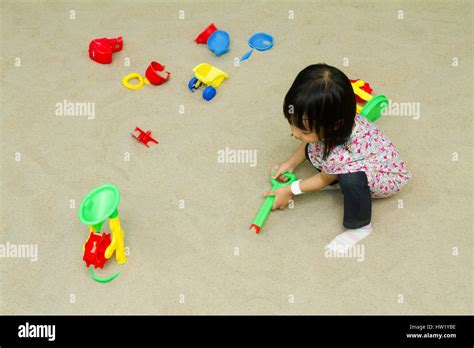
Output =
[{"x1": 306, "y1": 114, "x2": 411, "y2": 198}]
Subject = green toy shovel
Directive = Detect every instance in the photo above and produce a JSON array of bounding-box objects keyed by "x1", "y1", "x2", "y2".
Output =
[
  {"x1": 250, "y1": 172, "x2": 297, "y2": 234},
  {"x1": 78, "y1": 184, "x2": 120, "y2": 232}
]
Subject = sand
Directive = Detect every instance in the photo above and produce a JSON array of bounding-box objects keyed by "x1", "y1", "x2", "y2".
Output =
[{"x1": 0, "y1": 0, "x2": 472, "y2": 314}]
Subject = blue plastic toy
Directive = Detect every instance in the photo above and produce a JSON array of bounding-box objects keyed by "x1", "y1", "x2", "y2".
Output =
[
  {"x1": 240, "y1": 32, "x2": 274, "y2": 62},
  {"x1": 207, "y1": 30, "x2": 230, "y2": 56}
]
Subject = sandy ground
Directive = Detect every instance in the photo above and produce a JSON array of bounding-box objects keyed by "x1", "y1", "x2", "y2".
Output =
[{"x1": 0, "y1": 0, "x2": 472, "y2": 315}]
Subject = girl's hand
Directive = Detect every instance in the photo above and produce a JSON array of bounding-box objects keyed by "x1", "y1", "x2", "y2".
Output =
[
  {"x1": 271, "y1": 161, "x2": 296, "y2": 182},
  {"x1": 264, "y1": 185, "x2": 293, "y2": 210}
]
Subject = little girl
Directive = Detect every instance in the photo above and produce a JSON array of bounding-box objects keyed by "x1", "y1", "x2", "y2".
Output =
[{"x1": 266, "y1": 64, "x2": 411, "y2": 253}]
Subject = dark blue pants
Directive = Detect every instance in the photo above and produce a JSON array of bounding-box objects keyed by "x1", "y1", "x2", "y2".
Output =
[{"x1": 305, "y1": 144, "x2": 372, "y2": 229}]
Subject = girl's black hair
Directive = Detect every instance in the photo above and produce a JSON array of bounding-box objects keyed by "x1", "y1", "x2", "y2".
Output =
[{"x1": 283, "y1": 63, "x2": 356, "y2": 160}]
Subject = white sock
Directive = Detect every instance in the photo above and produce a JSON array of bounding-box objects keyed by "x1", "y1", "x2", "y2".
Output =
[{"x1": 325, "y1": 223, "x2": 372, "y2": 254}]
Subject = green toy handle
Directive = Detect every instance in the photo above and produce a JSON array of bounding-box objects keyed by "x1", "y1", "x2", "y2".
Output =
[
  {"x1": 250, "y1": 172, "x2": 297, "y2": 234},
  {"x1": 89, "y1": 265, "x2": 120, "y2": 283}
]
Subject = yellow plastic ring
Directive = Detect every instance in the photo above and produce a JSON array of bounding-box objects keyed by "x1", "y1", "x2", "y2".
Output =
[{"x1": 122, "y1": 73, "x2": 145, "y2": 90}]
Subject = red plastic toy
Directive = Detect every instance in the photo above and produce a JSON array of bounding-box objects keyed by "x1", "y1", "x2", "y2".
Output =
[
  {"x1": 83, "y1": 232, "x2": 111, "y2": 269},
  {"x1": 194, "y1": 23, "x2": 218, "y2": 44},
  {"x1": 132, "y1": 127, "x2": 159, "y2": 147},
  {"x1": 145, "y1": 61, "x2": 171, "y2": 86},
  {"x1": 88, "y1": 36, "x2": 123, "y2": 64},
  {"x1": 350, "y1": 79, "x2": 373, "y2": 104}
]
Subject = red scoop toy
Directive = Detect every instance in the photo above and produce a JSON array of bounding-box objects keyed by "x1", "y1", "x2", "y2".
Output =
[
  {"x1": 89, "y1": 36, "x2": 123, "y2": 64},
  {"x1": 194, "y1": 23, "x2": 218, "y2": 44}
]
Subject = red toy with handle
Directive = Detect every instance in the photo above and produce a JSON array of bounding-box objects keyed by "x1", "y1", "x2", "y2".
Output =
[{"x1": 88, "y1": 36, "x2": 123, "y2": 64}]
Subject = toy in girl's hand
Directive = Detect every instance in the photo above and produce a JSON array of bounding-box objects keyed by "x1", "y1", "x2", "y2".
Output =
[
  {"x1": 249, "y1": 172, "x2": 297, "y2": 234},
  {"x1": 88, "y1": 37, "x2": 123, "y2": 64},
  {"x1": 79, "y1": 184, "x2": 126, "y2": 283},
  {"x1": 350, "y1": 79, "x2": 388, "y2": 122}
]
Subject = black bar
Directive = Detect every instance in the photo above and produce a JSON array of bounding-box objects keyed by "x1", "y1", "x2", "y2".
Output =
[{"x1": 0, "y1": 315, "x2": 472, "y2": 346}]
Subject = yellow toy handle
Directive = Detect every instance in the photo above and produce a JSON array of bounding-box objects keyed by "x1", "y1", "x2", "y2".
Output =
[
  {"x1": 352, "y1": 79, "x2": 372, "y2": 114},
  {"x1": 352, "y1": 79, "x2": 373, "y2": 102},
  {"x1": 105, "y1": 216, "x2": 126, "y2": 264},
  {"x1": 121, "y1": 73, "x2": 150, "y2": 90},
  {"x1": 83, "y1": 217, "x2": 126, "y2": 264}
]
